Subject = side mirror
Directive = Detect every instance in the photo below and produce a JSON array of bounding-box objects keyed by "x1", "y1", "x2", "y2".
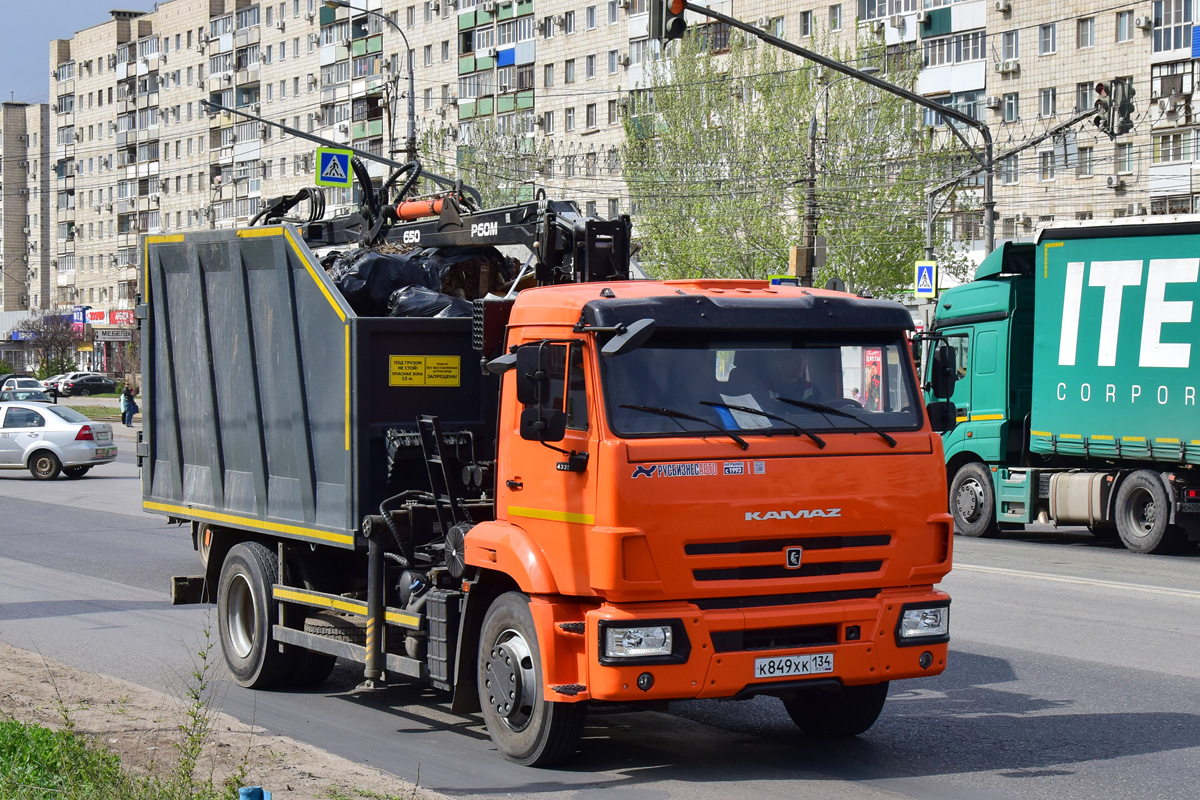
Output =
[
  {"x1": 515, "y1": 344, "x2": 552, "y2": 406},
  {"x1": 601, "y1": 318, "x2": 656, "y2": 357},
  {"x1": 926, "y1": 400, "x2": 957, "y2": 433},
  {"x1": 930, "y1": 344, "x2": 958, "y2": 399},
  {"x1": 520, "y1": 406, "x2": 567, "y2": 441}
]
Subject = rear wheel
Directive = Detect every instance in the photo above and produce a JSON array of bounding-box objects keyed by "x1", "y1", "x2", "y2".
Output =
[
  {"x1": 79, "y1": 389, "x2": 91, "y2": 397},
  {"x1": 477, "y1": 592, "x2": 586, "y2": 766},
  {"x1": 216, "y1": 542, "x2": 288, "y2": 688},
  {"x1": 63, "y1": 466, "x2": 91, "y2": 479},
  {"x1": 29, "y1": 451, "x2": 62, "y2": 481},
  {"x1": 949, "y1": 462, "x2": 1000, "y2": 538},
  {"x1": 1115, "y1": 471, "x2": 1185, "y2": 554},
  {"x1": 783, "y1": 681, "x2": 890, "y2": 738}
]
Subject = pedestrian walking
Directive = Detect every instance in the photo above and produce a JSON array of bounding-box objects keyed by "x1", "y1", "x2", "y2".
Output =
[{"x1": 121, "y1": 386, "x2": 138, "y2": 427}]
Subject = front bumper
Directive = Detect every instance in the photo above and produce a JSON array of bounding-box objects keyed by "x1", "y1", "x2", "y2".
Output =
[{"x1": 540, "y1": 587, "x2": 949, "y2": 702}]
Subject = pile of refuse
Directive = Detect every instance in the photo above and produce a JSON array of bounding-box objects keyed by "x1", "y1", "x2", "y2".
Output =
[{"x1": 326, "y1": 246, "x2": 514, "y2": 318}]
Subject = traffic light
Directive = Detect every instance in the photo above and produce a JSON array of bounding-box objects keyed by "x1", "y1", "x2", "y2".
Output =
[
  {"x1": 650, "y1": 0, "x2": 688, "y2": 41},
  {"x1": 1093, "y1": 79, "x2": 1135, "y2": 139}
]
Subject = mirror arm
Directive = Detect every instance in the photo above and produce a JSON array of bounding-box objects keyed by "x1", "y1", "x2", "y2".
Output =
[{"x1": 538, "y1": 440, "x2": 589, "y2": 472}]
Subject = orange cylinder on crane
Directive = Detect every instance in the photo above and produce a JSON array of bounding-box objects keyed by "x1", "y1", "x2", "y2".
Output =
[{"x1": 395, "y1": 197, "x2": 444, "y2": 221}]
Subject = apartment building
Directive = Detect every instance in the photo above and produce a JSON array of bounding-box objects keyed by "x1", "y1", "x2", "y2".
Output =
[
  {"x1": 44, "y1": 0, "x2": 1189, "y2": 339},
  {"x1": 0, "y1": 102, "x2": 51, "y2": 313}
]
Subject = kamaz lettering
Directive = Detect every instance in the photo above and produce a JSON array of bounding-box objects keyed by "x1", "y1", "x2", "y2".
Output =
[{"x1": 745, "y1": 508, "x2": 842, "y2": 520}]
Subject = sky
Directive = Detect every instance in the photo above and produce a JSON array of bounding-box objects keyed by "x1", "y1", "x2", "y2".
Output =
[{"x1": 3, "y1": 2, "x2": 152, "y2": 106}]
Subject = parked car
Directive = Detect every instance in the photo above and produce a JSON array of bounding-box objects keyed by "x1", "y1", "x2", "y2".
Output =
[
  {"x1": 0, "y1": 402, "x2": 116, "y2": 479},
  {"x1": 0, "y1": 389, "x2": 53, "y2": 403},
  {"x1": 41, "y1": 374, "x2": 66, "y2": 393},
  {"x1": 0, "y1": 377, "x2": 41, "y2": 392},
  {"x1": 59, "y1": 374, "x2": 117, "y2": 397},
  {"x1": 50, "y1": 372, "x2": 102, "y2": 396}
]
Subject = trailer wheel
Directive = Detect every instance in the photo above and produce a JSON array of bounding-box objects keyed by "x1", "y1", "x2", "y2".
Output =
[
  {"x1": 477, "y1": 592, "x2": 586, "y2": 766},
  {"x1": 783, "y1": 681, "x2": 889, "y2": 738},
  {"x1": 1115, "y1": 471, "x2": 1184, "y2": 554},
  {"x1": 949, "y1": 462, "x2": 999, "y2": 538},
  {"x1": 217, "y1": 542, "x2": 288, "y2": 688}
]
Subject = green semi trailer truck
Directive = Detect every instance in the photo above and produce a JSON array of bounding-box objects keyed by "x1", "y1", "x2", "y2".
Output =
[{"x1": 930, "y1": 217, "x2": 1200, "y2": 554}]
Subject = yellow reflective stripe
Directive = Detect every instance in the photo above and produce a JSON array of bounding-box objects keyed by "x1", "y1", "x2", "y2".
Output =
[
  {"x1": 509, "y1": 506, "x2": 595, "y2": 525},
  {"x1": 1059, "y1": 433, "x2": 1082, "y2": 440},
  {"x1": 385, "y1": 609, "x2": 420, "y2": 627},
  {"x1": 1093, "y1": 435, "x2": 1114, "y2": 440},
  {"x1": 344, "y1": 324, "x2": 351, "y2": 451},
  {"x1": 955, "y1": 416, "x2": 968, "y2": 423},
  {"x1": 1043, "y1": 241, "x2": 1064, "y2": 279},
  {"x1": 1030, "y1": 430, "x2": 1051, "y2": 437},
  {"x1": 145, "y1": 234, "x2": 185, "y2": 244},
  {"x1": 283, "y1": 228, "x2": 346, "y2": 323},
  {"x1": 969, "y1": 414, "x2": 1005, "y2": 421},
  {"x1": 1156, "y1": 437, "x2": 1180, "y2": 444},
  {"x1": 143, "y1": 501, "x2": 355, "y2": 545},
  {"x1": 237, "y1": 227, "x2": 283, "y2": 238},
  {"x1": 274, "y1": 587, "x2": 366, "y2": 615},
  {"x1": 1123, "y1": 436, "x2": 1145, "y2": 442}
]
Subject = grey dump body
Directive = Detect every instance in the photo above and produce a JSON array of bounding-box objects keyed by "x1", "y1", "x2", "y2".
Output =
[{"x1": 141, "y1": 225, "x2": 497, "y2": 549}]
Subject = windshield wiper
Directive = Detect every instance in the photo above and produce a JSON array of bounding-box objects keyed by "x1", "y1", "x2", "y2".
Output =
[
  {"x1": 618, "y1": 404, "x2": 749, "y2": 450},
  {"x1": 699, "y1": 401, "x2": 825, "y2": 449},
  {"x1": 775, "y1": 397, "x2": 898, "y2": 448}
]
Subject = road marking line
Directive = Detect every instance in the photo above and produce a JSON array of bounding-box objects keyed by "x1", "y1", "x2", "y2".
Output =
[{"x1": 954, "y1": 563, "x2": 1200, "y2": 600}]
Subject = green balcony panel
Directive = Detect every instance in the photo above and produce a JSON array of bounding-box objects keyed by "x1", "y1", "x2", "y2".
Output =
[
  {"x1": 516, "y1": 0, "x2": 534, "y2": 16},
  {"x1": 368, "y1": 119, "x2": 383, "y2": 137},
  {"x1": 516, "y1": 90, "x2": 534, "y2": 109},
  {"x1": 368, "y1": 34, "x2": 382, "y2": 53},
  {"x1": 497, "y1": 95, "x2": 515, "y2": 113},
  {"x1": 498, "y1": 3, "x2": 514, "y2": 20},
  {"x1": 459, "y1": 101, "x2": 477, "y2": 119},
  {"x1": 352, "y1": 122, "x2": 367, "y2": 139},
  {"x1": 475, "y1": 8, "x2": 494, "y2": 25},
  {"x1": 459, "y1": 55, "x2": 476, "y2": 74},
  {"x1": 459, "y1": 12, "x2": 474, "y2": 30},
  {"x1": 352, "y1": 39, "x2": 367, "y2": 57},
  {"x1": 921, "y1": 8, "x2": 951, "y2": 38},
  {"x1": 320, "y1": 6, "x2": 336, "y2": 25},
  {"x1": 478, "y1": 97, "x2": 494, "y2": 115},
  {"x1": 476, "y1": 56, "x2": 494, "y2": 70}
]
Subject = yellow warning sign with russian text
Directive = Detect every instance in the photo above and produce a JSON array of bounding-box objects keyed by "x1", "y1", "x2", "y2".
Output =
[{"x1": 389, "y1": 355, "x2": 461, "y2": 387}]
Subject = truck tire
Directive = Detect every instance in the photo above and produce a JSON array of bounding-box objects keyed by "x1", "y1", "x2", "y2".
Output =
[
  {"x1": 1115, "y1": 471, "x2": 1184, "y2": 554},
  {"x1": 477, "y1": 592, "x2": 586, "y2": 766},
  {"x1": 783, "y1": 681, "x2": 889, "y2": 737},
  {"x1": 949, "y1": 462, "x2": 1000, "y2": 538},
  {"x1": 217, "y1": 542, "x2": 288, "y2": 689}
]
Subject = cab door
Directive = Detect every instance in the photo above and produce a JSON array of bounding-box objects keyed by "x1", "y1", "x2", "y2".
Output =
[{"x1": 930, "y1": 328, "x2": 973, "y2": 459}]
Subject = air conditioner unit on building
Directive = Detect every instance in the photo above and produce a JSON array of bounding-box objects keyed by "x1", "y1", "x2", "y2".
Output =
[
  {"x1": 994, "y1": 0, "x2": 1011, "y2": 11},
  {"x1": 431, "y1": 1, "x2": 441, "y2": 12},
  {"x1": 998, "y1": 58, "x2": 1019, "y2": 73},
  {"x1": 251, "y1": 102, "x2": 261, "y2": 113},
  {"x1": 309, "y1": 33, "x2": 320, "y2": 45},
  {"x1": 617, "y1": 0, "x2": 629, "y2": 7},
  {"x1": 986, "y1": 95, "x2": 1002, "y2": 109},
  {"x1": 554, "y1": 14, "x2": 566, "y2": 28},
  {"x1": 22, "y1": 227, "x2": 30, "y2": 234},
  {"x1": 93, "y1": 204, "x2": 102, "y2": 212},
  {"x1": 1134, "y1": 15, "x2": 1152, "y2": 29},
  {"x1": 276, "y1": 19, "x2": 286, "y2": 30},
  {"x1": 107, "y1": 54, "x2": 117, "y2": 69},
  {"x1": 872, "y1": 20, "x2": 886, "y2": 34},
  {"x1": 305, "y1": 10, "x2": 316, "y2": 21},
  {"x1": 260, "y1": 127, "x2": 269, "y2": 139},
  {"x1": 105, "y1": 203, "x2": 113, "y2": 211},
  {"x1": 755, "y1": 16, "x2": 770, "y2": 28},
  {"x1": 1107, "y1": 174, "x2": 1126, "y2": 189},
  {"x1": 916, "y1": 9, "x2": 930, "y2": 22},
  {"x1": 1158, "y1": 97, "x2": 1173, "y2": 112},
  {"x1": 483, "y1": 0, "x2": 497, "y2": 12},
  {"x1": 197, "y1": 77, "x2": 205, "y2": 89},
  {"x1": 308, "y1": 73, "x2": 318, "y2": 86},
  {"x1": 889, "y1": 14, "x2": 902, "y2": 28},
  {"x1": 17, "y1": 189, "x2": 26, "y2": 196},
  {"x1": 223, "y1": 74, "x2": 233, "y2": 85},
  {"x1": 619, "y1": 52, "x2": 630, "y2": 67},
  {"x1": 499, "y1": 81, "x2": 510, "y2": 92},
  {"x1": 18, "y1": 159, "x2": 28, "y2": 166},
  {"x1": 437, "y1": 105, "x2": 447, "y2": 117}
]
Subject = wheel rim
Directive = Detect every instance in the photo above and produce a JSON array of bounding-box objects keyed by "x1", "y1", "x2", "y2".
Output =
[
  {"x1": 954, "y1": 478, "x2": 984, "y2": 523},
  {"x1": 227, "y1": 573, "x2": 258, "y2": 659},
  {"x1": 33, "y1": 456, "x2": 55, "y2": 477},
  {"x1": 1124, "y1": 487, "x2": 1157, "y2": 539},
  {"x1": 484, "y1": 627, "x2": 536, "y2": 732}
]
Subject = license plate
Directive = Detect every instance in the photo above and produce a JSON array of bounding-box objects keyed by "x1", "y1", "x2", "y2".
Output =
[
  {"x1": 95, "y1": 447, "x2": 117, "y2": 459},
  {"x1": 95, "y1": 432, "x2": 111, "y2": 443},
  {"x1": 754, "y1": 653, "x2": 834, "y2": 679}
]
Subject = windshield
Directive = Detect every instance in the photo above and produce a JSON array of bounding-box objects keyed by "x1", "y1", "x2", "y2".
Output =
[{"x1": 603, "y1": 333, "x2": 922, "y2": 437}]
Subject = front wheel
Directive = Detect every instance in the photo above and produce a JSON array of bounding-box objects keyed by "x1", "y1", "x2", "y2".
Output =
[
  {"x1": 477, "y1": 592, "x2": 586, "y2": 766},
  {"x1": 783, "y1": 681, "x2": 889, "y2": 738},
  {"x1": 216, "y1": 542, "x2": 288, "y2": 688},
  {"x1": 29, "y1": 451, "x2": 62, "y2": 481},
  {"x1": 949, "y1": 462, "x2": 1000, "y2": 538},
  {"x1": 79, "y1": 389, "x2": 91, "y2": 396}
]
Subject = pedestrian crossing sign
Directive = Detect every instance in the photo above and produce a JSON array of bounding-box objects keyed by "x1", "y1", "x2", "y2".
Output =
[
  {"x1": 914, "y1": 261, "x2": 937, "y2": 298},
  {"x1": 316, "y1": 147, "x2": 353, "y2": 188}
]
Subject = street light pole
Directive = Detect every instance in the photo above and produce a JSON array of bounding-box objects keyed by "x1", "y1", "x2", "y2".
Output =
[
  {"x1": 324, "y1": 0, "x2": 417, "y2": 164},
  {"x1": 803, "y1": 68, "x2": 878, "y2": 288}
]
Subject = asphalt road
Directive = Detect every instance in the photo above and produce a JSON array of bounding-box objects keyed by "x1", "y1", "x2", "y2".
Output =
[{"x1": 2, "y1": 454, "x2": 1198, "y2": 799}]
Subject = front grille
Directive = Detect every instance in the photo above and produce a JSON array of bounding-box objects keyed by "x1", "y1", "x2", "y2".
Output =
[
  {"x1": 684, "y1": 534, "x2": 890, "y2": 556},
  {"x1": 694, "y1": 560, "x2": 883, "y2": 582},
  {"x1": 692, "y1": 587, "x2": 881, "y2": 610},
  {"x1": 711, "y1": 624, "x2": 839, "y2": 653}
]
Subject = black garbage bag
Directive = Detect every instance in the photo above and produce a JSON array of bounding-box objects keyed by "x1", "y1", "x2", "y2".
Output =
[
  {"x1": 388, "y1": 285, "x2": 474, "y2": 318},
  {"x1": 330, "y1": 250, "x2": 441, "y2": 316},
  {"x1": 425, "y1": 247, "x2": 513, "y2": 299}
]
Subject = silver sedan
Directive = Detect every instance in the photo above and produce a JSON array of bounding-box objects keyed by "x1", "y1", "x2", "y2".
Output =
[{"x1": 0, "y1": 402, "x2": 117, "y2": 480}]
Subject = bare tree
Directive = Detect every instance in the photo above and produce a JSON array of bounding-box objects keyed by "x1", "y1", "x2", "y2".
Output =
[{"x1": 16, "y1": 314, "x2": 81, "y2": 378}]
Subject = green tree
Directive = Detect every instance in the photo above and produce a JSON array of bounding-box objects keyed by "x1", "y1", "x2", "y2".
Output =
[
  {"x1": 623, "y1": 33, "x2": 971, "y2": 295},
  {"x1": 418, "y1": 119, "x2": 551, "y2": 209}
]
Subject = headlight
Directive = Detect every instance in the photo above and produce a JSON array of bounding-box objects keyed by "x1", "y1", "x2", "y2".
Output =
[
  {"x1": 605, "y1": 625, "x2": 673, "y2": 658},
  {"x1": 897, "y1": 605, "x2": 949, "y2": 644}
]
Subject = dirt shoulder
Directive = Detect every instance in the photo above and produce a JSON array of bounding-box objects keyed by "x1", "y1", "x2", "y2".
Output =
[{"x1": 0, "y1": 641, "x2": 442, "y2": 800}]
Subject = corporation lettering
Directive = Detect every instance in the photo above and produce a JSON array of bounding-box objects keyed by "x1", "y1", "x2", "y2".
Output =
[{"x1": 631, "y1": 462, "x2": 719, "y2": 479}]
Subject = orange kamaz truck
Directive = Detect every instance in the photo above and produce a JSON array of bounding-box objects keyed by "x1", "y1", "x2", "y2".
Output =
[{"x1": 148, "y1": 195, "x2": 956, "y2": 765}]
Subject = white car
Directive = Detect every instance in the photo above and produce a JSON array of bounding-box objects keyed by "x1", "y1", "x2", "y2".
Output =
[
  {"x1": 0, "y1": 402, "x2": 117, "y2": 479},
  {"x1": 1, "y1": 377, "x2": 43, "y2": 392}
]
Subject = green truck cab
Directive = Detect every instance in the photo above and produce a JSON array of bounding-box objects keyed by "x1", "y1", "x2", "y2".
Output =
[{"x1": 929, "y1": 220, "x2": 1200, "y2": 554}]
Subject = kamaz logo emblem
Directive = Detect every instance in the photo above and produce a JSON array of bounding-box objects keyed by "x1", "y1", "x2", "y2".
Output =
[
  {"x1": 471, "y1": 221, "x2": 499, "y2": 237},
  {"x1": 785, "y1": 547, "x2": 803, "y2": 568},
  {"x1": 745, "y1": 508, "x2": 842, "y2": 521}
]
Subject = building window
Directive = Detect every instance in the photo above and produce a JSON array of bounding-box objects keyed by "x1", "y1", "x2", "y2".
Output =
[
  {"x1": 609, "y1": 0, "x2": 619, "y2": 24},
  {"x1": 1153, "y1": 131, "x2": 1189, "y2": 162},
  {"x1": 586, "y1": 103, "x2": 597, "y2": 128},
  {"x1": 608, "y1": 99, "x2": 618, "y2": 123},
  {"x1": 829, "y1": 5, "x2": 842, "y2": 30},
  {"x1": 542, "y1": 15, "x2": 554, "y2": 38},
  {"x1": 1077, "y1": 17, "x2": 1095, "y2": 47},
  {"x1": 586, "y1": 5, "x2": 597, "y2": 29},
  {"x1": 800, "y1": 10, "x2": 812, "y2": 36},
  {"x1": 1003, "y1": 92, "x2": 1019, "y2": 122},
  {"x1": 1116, "y1": 10, "x2": 1134, "y2": 41},
  {"x1": 565, "y1": 59, "x2": 576, "y2": 83},
  {"x1": 1002, "y1": 30, "x2": 1019, "y2": 60},
  {"x1": 1075, "y1": 82, "x2": 1092, "y2": 111},
  {"x1": 608, "y1": 49, "x2": 619, "y2": 73},
  {"x1": 586, "y1": 54, "x2": 596, "y2": 79},
  {"x1": 772, "y1": 16, "x2": 785, "y2": 38},
  {"x1": 1039, "y1": 23, "x2": 1056, "y2": 54},
  {"x1": 443, "y1": 41, "x2": 450, "y2": 61},
  {"x1": 1039, "y1": 151, "x2": 1056, "y2": 181},
  {"x1": 1039, "y1": 87, "x2": 1056, "y2": 117},
  {"x1": 1116, "y1": 142, "x2": 1134, "y2": 173},
  {"x1": 406, "y1": 5, "x2": 415, "y2": 27},
  {"x1": 1001, "y1": 155, "x2": 1018, "y2": 184},
  {"x1": 1152, "y1": 61, "x2": 1194, "y2": 98},
  {"x1": 922, "y1": 31, "x2": 986, "y2": 66},
  {"x1": 544, "y1": 63, "x2": 554, "y2": 86},
  {"x1": 424, "y1": 45, "x2": 432, "y2": 66},
  {"x1": 543, "y1": 111, "x2": 554, "y2": 134},
  {"x1": 1153, "y1": 0, "x2": 1192, "y2": 52},
  {"x1": 566, "y1": 107, "x2": 575, "y2": 131},
  {"x1": 564, "y1": 10, "x2": 575, "y2": 33},
  {"x1": 1077, "y1": 146, "x2": 1094, "y2": 176}
]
